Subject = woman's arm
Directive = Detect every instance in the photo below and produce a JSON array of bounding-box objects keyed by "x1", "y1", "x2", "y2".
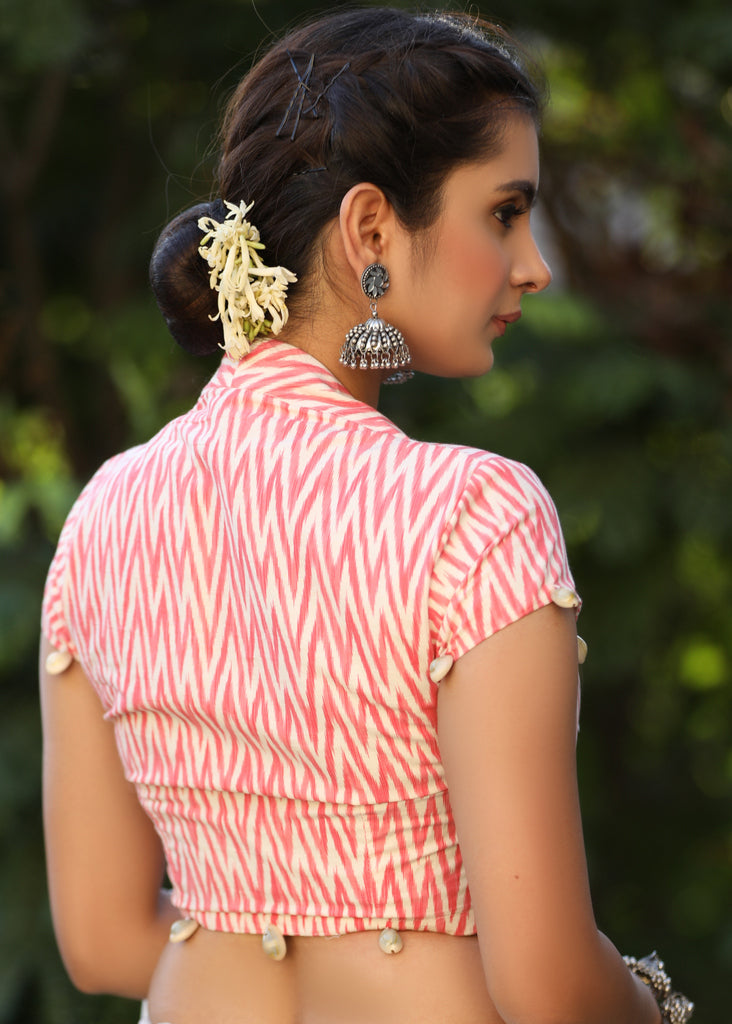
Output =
[
  {"x1": 437, "y1": 604, "x2": 661, "y2": 1024},
  {"x1": 39, "y1": 635, "x2": 180, "y2": 999}
]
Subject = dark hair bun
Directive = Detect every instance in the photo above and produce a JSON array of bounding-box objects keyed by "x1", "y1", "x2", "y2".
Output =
[{"x1": 149, "y1": 201, "x2": 225, "y2": 356}]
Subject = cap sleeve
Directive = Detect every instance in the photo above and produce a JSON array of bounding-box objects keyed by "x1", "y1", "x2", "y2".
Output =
[
  {"x1": 428, "y1": 456, "x2": 579, "y2": 663},
  {"x1": 41, "y1": 499, "x2": 82, "y2": 660}
]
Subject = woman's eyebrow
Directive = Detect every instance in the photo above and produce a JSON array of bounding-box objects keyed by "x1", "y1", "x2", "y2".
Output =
[{"x1": 495, "y1": 179, "x2": 538, "y2": 206}]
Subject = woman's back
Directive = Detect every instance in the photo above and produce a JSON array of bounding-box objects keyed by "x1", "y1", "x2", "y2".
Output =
[
  {"x1": 43, "y1": 340, "x2": 576, "y2": 949},
  {"x1": 146, "y1": 927, "x2": 501, "y2": 1024}
]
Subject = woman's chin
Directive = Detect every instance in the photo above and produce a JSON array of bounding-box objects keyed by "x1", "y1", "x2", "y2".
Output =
[{"x1": 411, "y1": 343, "x2": 495, "y2": 380}]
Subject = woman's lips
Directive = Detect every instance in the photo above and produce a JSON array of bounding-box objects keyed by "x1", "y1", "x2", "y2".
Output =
[{"x1": 491, "y1": 310, "x2": 522, "y2": 336}]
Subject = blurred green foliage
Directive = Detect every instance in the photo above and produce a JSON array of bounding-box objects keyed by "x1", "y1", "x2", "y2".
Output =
[{"x1": 1, "y1": 0, "x2": 730, "y2": 1020}]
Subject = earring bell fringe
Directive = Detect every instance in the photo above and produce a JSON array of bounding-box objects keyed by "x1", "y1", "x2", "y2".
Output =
[{"x1": 339, "y1": 316, "x2": 411, "y2": 377}]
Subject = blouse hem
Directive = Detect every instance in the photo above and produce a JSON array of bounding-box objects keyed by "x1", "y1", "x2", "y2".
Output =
[{"x1": 175, "y1": 906, "x2": 476, "y2": 938}]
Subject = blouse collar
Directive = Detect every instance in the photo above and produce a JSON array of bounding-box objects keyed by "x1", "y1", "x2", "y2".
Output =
[{"x1": 203, "y1": 339, "x2": 400, "y2": 434}]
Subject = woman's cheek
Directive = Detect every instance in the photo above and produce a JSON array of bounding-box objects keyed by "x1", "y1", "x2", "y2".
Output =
[{"x1": 448, "y1": 227, "x2": 506, "y2": 283}]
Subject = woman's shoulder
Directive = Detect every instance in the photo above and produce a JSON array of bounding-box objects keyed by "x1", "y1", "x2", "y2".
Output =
[
  {"x1": 425, "y1": 444, "x2": 575, "y2": 663},
  {"x1": 48, "y1": 434, "x2": 171, "y2": 572},
  {"x1": 424, "y1": 443, "x2": 561, "y2": 566},
  {"x1": 398, "y1": 433, "x2": 553, "y2": 513},
  {"x1": 70, "y1": 442, "x2": 151, "y2": 512}
]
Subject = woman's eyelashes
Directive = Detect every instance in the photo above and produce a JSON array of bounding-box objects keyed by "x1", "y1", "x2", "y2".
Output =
[{"x1": 493, "y1": 201, "x2": 530, "y2": 229}]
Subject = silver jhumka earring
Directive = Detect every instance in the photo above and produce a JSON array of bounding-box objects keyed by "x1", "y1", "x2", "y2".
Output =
[{"x1": 339, "y1": 263, "x2": 413, "y2": 384}]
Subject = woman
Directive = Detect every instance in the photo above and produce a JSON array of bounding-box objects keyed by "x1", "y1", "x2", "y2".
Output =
[{"x1": 40, "y1": 9, "x2": 692, "y2": 1024}]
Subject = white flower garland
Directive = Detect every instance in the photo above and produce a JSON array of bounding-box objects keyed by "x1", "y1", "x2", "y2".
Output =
[{"x1": 198, "y1": 200, "x2": 297, "y2": 360}]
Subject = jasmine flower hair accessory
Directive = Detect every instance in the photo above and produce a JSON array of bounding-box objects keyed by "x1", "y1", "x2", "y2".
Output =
[{"x1": 198, "y1": 199, "x2": 297, "y2": 360}]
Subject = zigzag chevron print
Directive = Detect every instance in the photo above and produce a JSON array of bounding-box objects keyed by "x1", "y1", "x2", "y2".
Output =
[{"x1": 42, "y1": 340, "x2": 576, "y2": 936}]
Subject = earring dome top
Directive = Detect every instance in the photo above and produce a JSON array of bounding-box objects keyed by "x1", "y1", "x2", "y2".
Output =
[{"x1": 361, "y1": 263, "x2": 390, "y2": 300}]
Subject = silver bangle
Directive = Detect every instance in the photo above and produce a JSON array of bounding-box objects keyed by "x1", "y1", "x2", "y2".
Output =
[{"x1": 623, "y1": 952, "x2": 694, "y2": 1024}]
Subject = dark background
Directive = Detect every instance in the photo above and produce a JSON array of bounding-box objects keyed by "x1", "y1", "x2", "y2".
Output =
[{"x1": 1, "y1": 0, "x2": 730, "y2": 1020}]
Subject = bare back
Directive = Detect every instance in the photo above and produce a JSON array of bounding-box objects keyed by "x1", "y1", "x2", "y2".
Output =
[{"x1": 147, "y1": 929, "x2": 503, "y2": 1024}]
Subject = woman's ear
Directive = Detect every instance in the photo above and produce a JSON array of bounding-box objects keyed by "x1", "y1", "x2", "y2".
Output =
[{"x1": 338, "y1": 183, "x2": 398, "y2": 280}]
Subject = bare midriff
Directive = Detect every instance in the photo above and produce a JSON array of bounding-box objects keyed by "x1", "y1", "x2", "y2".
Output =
[{"x1": 147, "y1": 928, "x2": 505, "y2": 1024}]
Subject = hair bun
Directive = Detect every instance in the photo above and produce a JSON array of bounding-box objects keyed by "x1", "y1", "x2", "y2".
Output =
[{"x1": 149, "y1": 202, "x2": 223, "y2": 356}]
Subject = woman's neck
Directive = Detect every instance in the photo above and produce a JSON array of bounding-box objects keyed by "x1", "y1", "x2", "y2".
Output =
[{"x1": 280, "y1": 312, "x2": 384, "y2": 410}]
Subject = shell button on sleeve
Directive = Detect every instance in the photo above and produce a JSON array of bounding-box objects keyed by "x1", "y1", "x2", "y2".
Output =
[{"x1": 429, "y1": 655, "x2": 455, "y2": 683}]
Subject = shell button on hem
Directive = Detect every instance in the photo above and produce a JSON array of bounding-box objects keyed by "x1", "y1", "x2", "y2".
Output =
[
  {"x1": 378, "y1": 928, "x2": 404, "y2": 954},
  {"x1": 262, "y1": 923, "x2": 287, "y2": 960},
  {"x1": 169, "y1": 918, "x2": 200, "y2": 943}
]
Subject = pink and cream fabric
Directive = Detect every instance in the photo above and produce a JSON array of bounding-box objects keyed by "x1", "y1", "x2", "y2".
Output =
[{"x1": 42, "y1": 340, "x2": 580, "y2": 937}]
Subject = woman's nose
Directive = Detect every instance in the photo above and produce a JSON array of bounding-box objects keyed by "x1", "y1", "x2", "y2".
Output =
[{"x1": 512, "y1": 232, "x2": 552, "y2": 294}]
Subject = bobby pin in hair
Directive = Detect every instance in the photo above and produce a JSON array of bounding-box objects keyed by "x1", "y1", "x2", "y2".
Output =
[
  {"x1": 276, "y1": 52, "x2": 315, "y2": 141},
  {"x1": 276, "y1": 52, "x2": 351, "y2": 141},
  {"x1": 305, "y1": 60, "x2": 350, "y2": 119}
]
